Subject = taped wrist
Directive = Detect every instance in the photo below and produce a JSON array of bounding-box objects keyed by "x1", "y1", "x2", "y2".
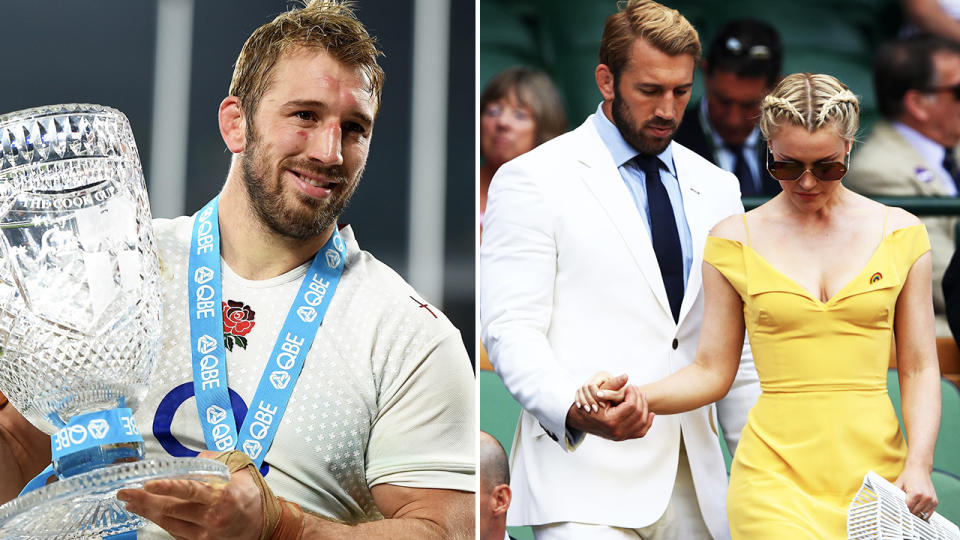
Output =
[
  {"x1": 211, "y1": 450, "x2": 302, "y2": 540},
  {"x1": 271, "y1": 498, "x2": 305, "y2": 540}
]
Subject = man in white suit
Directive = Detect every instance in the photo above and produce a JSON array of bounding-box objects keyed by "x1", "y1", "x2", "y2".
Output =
[
  {"x1": 480, "y1": 1, "x2": 759, "y2": 539},
  {"x1": 846, "y1": 33, "x2": 960, "y2": 337}
]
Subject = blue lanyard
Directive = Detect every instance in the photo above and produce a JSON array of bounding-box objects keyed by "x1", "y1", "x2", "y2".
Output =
[{"x1": 188, "y1": 197, "x2": 345, "y2": 466}]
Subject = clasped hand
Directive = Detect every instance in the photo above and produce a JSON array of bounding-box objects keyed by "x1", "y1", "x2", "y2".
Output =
[{"x1": 568, "y1": 371, "x2": 654, "y2": 441}]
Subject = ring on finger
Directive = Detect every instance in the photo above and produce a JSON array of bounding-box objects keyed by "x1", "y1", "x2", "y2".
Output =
[{"x1": 920, "y1": 511, "x2": 929, "y2": 520}]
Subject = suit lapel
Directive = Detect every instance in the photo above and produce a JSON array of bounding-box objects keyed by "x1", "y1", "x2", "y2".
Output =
[
  {"x1": 571, "y1": 120, "x2": 674, "y2": 320},
  {"x1": 880, "y1": 123, "x2": 955, "y2": 196},
  {"x1": 673, "y1": 144, "x2": 706, "y2": 325}
]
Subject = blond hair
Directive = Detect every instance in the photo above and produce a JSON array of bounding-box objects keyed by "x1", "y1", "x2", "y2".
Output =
[
  {"x1": 759, "y1": 73, "x2": 859, "y2": 142},
  {"x1": 599, "y1": 0, "x2": 700, "y2": 79},
  {"x1": 229, "y1": 0, "x2": 384, "y2": 121}
]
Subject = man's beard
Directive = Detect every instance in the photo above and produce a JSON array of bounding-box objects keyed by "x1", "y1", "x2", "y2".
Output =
[
  {"x1": 240, "y1": 131, "x2": 361, "y2": 240},
  {"x1": 611, "y1": 88, "x2": 677, "y2": 156}
]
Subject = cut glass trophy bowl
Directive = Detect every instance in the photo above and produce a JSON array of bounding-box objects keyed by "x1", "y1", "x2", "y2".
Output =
[{"x1": 0, "y1": 104, "x2": 228, "y2": 539}]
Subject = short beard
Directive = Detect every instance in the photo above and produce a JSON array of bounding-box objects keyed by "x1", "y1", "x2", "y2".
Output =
[
  {"x1": 611, "y1": 84, "x2": 676, "y2": 156},
  {"x1": 240, "y1": 128, "x2": 360, "y2": 240}
]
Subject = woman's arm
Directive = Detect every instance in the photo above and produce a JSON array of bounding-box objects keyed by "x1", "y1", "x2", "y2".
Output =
[
  {"x1": 904, "y1": 0, "x2": 960, "y2": 43},
  {"x1": 633, "y1": 260, "x2": 747, "y2": 414},
  {"x1": 894, "y1": 250, "x2": 940, "y2": 518}
]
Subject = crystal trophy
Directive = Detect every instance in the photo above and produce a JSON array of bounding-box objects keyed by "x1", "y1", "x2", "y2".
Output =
[{"x1": 0, "y1": 104, "x2": 229, "y2": 539}]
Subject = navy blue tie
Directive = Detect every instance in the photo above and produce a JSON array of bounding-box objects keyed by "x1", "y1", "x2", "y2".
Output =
[
  {"x1": 943, "y1": 147, "x2": 960, "y2": 186},
  {"x1": 636, "y1": 154, "x2": 684, "y2": 322},
  {"x1": 728, "y1": 144, "x2": 757, "y2": 195}
]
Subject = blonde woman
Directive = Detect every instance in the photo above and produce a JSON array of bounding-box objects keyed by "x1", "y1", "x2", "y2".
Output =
[{"x1": 577, "y1": 73, "x2": 940, "y2": 538}]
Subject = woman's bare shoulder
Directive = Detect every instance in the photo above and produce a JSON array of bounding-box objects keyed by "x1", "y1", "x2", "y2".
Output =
[
  {"x1": 709, "y1": 213, "x2": 749, "y2": 243},
  {"x1": 885, "y1": 205, "x2": 923, "y2": 232}
]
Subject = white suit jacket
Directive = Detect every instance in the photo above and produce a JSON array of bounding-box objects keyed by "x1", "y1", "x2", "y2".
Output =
[{"x1": 480, "y1": 116, "x2": 759, "y2": 538}]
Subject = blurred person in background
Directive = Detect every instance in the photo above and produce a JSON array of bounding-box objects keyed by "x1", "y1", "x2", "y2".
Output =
[
  {"x1": 479, "y1": 66, "x2": 567, "y2": 225},
  {"x1": 846, "y1": 33, "x2": 960, "y2": 336},
  {"x1": 903, "y1": 0, "x2": 960, "y2": 42},
  {"x1": 675, "y1": 18, "x2": 783, "y2": 196},
  {"x1": 942, "y1": 248, "x2": 960, "y2": 342},
  {"x1": 479, "y1": 431, "x2": 516, "y2": 540}
]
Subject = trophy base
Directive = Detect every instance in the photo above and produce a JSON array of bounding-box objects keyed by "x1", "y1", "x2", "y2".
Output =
[{"x1": 0, "y1": 457, "x2": 230, "y2": 539}]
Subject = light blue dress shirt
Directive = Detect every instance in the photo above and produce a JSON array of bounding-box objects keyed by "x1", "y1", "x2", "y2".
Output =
[{"x1": 591, "y1": 104, "x2": 693, "y2": 288}]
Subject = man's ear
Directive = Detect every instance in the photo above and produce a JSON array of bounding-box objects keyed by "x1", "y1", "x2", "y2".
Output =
[
  {"x1": 903, "y1": 89, "x2": 932, "y2": 123},
  {"x1": 596, "y1": 64, "x2": 616, "y2": 102},
  {"x1": 491, "y1": 484, "x2": 512, "y2": 516},
  {"x1": 219, "y1": 96, "x2": 247, "y2": 154}
]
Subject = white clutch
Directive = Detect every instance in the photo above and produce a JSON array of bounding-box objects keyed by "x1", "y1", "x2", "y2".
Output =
[{"x1": 848, "y1": 470, "x2": 959, "y2": 539}]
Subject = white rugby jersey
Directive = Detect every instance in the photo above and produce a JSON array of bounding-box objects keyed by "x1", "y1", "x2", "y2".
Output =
[{"x1": 134, "y1": 216, "x2": 475, "y2": 537}]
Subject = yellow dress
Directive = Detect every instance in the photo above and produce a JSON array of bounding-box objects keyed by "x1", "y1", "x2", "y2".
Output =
[{"x1": 704, "y1": 218, "x2": 930, "y2": 539}]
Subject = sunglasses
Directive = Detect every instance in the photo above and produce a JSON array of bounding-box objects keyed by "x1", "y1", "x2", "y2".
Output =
[
  {"x1": 723, "y1": 37, "x2": 772, "y2": 60},
  {"x1": 766, "y1": 152, "x2": 849, "y2": 182},
  {"x1": 920, "y1": 83, "x2": 960, "y2": 100}
]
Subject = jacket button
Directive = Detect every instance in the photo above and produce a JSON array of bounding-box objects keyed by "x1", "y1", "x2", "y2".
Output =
[{"x1": 672, "y1": 338, "x2": 678, "y2": 350}]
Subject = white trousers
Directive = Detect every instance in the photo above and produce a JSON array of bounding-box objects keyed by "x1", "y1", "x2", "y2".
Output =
[{"x1": 532, "y1": 439, "x2": 712, "y2": 540}]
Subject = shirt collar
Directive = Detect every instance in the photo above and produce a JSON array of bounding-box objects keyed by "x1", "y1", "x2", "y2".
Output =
[
  {"x1": 892, "y1": 121, "x2": 948, "y2": 168},
  {"x1": 701, "y1": 98, "x2": 761, "y2": 150},
  {"x1": 592, "y1": 102, "x2": 676, "y2": 176}
]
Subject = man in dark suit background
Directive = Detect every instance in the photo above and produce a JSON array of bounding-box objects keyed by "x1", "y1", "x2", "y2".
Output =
[
  {"x1": 479, "y1": 431, "x2": 517, "y2": 540},
  {"x1": 675, "y1": 19, "x2": 783, "y2": 196}
]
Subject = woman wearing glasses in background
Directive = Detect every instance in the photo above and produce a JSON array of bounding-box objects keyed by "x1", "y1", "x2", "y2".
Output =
[
  {"x1": 576, "y1": 73, "x2": 940, "y2": 538},
  {"x1": 479, "y1": 66, "x2": 567, "y2": 229}
]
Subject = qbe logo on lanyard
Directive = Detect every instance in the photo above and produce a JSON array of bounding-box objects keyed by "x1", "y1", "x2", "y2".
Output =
[{"x1": 187, "y1": 197, "x2": 345, "y2": 467}]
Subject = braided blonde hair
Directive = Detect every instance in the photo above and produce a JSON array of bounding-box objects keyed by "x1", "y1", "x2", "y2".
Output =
[{"x1": 759, "y1": 73, "x2": 860, "y2": 142}]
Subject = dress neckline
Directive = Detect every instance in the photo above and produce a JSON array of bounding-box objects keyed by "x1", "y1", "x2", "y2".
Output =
[{"x1": 713, "y1": 224, "x2": 922, "y2": 307}]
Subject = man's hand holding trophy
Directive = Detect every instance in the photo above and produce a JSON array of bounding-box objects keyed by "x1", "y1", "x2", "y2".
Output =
[{"x1": 0, "y1": 104, "x2": 229, "y2": 539}]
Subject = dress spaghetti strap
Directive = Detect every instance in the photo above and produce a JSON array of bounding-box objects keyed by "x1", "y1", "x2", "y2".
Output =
[{"x1": 742, "y1": 213, "x2": 753, "y2": 247}]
